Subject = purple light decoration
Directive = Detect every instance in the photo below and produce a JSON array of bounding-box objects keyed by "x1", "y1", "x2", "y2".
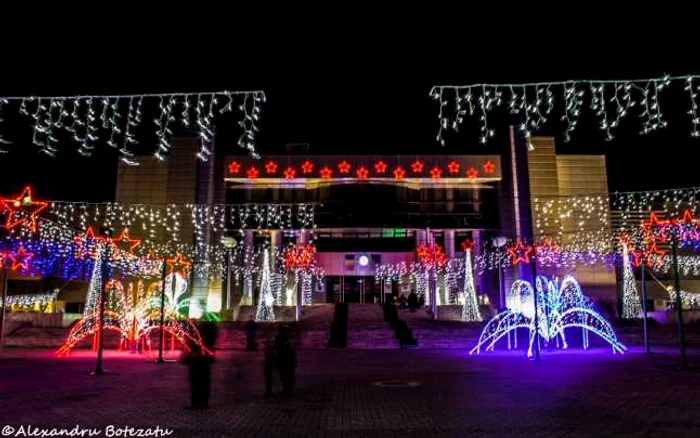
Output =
[{"x1": 470, "y1": 275, "x2": 626, "y2": 357}]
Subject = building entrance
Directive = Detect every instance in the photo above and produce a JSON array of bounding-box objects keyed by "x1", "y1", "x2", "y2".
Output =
[{"x1": 326, "y1": 276, "x2": 380, "y2": 304}]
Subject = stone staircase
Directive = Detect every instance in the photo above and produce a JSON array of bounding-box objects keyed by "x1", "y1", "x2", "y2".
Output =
[{"x1": 345, "y1": 304, "x2": 399, "y2": 349}]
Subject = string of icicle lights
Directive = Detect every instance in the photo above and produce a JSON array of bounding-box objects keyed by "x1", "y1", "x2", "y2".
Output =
[
  {"x1": 0, "y1": 89, "x2": 266, "y2": 162},
  {"x1": 430, "y1": 74, "x2": 700, "y2": 148}
]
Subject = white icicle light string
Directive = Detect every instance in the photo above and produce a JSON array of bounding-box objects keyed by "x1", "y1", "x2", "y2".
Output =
[
  {"x1": 2, "y1": 89, "x2": 266, "y2": 162},
  {"x1": 431, "y1": 74, "x2": 700, "y2": 147}
]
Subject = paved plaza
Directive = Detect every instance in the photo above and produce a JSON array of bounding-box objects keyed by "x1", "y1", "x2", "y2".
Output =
[{"x1": 1, "y1": 347, "x2": 700, "y2": 437}]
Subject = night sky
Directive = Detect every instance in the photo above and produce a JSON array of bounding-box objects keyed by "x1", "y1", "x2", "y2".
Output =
[{"x1": 1, "y1": 31, "x2": 698, "y2": 202}]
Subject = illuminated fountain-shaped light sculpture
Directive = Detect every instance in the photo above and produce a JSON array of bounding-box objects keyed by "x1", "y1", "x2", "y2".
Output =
[
  {"x1": 470, "y1": 275, "x2": 625, "y2": 356},
  {"x1": 255, "y1": 249, "x2": 276, "y2": 322},
  {"x1": 621, "y1": 243, "x2": 642, "y2": 319}
]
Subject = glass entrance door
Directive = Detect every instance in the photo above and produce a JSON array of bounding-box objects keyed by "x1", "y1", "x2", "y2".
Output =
[{"x1": 325, "y1": 276, "x2": 378, "y2": 303}]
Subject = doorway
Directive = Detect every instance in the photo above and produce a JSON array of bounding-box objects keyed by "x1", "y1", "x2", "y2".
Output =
[{"x1": 326, "y1": 276, "x2": 378, "y2": 304}]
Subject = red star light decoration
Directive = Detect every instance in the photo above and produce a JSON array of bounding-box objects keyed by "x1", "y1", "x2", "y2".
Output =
[
  {"x1": 112, "y1": 228, "x2": 141, "y2": 254},
  {"x1": 0, "y1": 186, "x2": 49, "y2": 232},
  {"x1": 73, "y1": 226, "x2": 106, "y2": 259},
  {"x1": 338, "y1": 160, "x2": 352, "y2": 174},
  {"x1": 374, "y1": 160, "x2": 388, "y2": 174},
  {"x1": 461, "y1": 238, "x2": 473, "y2": 252},
  {"x1": 283, "y1": 166, "x2": 296, "y2": 179},
  {"x1": 466, "y1": 167, "x2": 479, "y2": 179},
  {"x1": 429, "y1": 166, "x2": 443, "y2": 179},
  {"x1": 393, "y1": 166, "x2": 406, "y2": 179},
  {"x1": 508, "y1": 239, "x2": 533, "y2": 265},
  {"x1": 646, "y1": 243, "x2": 666, "y2": 268},
  {"x1": 166, "y1": 253, "x2": 191, "y2": 277},
  {"x1": 8, "y1": 246, "x2": 34, "y2": 271},
  {"x1": 319, "y1": 166, "x2": 333, "y2": 179},
  {"x1": 356, "y1": 166, "x2": 369, "y2": 179},
  {"x1": 411, "y1": 160, "x2": 424, "y2": 174},
  {"x1": 447, "y1": 160, "x2": 460, "y2": 174},
  {"x1": 265, "y1": 160, "x2": 278, "y2": 174},
  {"x1": 246, "y1": 166, "x2": 260, "y2": 179},
  {"x1": 301, "y1": 160, "x2": 314, "y2": 174},
  {"x1": 483, "y1": 160, "x2": 496, "y2": 174},
  {"x1": 227, "y1": 161, "x2": 241, "y2": 174}
]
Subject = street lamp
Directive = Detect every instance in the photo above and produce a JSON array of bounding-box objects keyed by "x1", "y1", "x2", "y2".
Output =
[{"x1": 492, "y1": 236, "x2": 507, "y2": 311}]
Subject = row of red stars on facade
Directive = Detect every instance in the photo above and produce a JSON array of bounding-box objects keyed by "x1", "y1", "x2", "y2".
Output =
[{"x1": 228, "y1": 159, "x2": 497, "y2": 179}]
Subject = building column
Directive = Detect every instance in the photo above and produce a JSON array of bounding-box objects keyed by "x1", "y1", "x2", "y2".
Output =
[
  {"x1": 241, "y1": 230, "x2": 255, "y2": 306},
  {"x1": 472, "y1": 230, "x2": 484, "y2": 301},
  {"x1": 444, "y1": 230, "x2": 455, "y2": 258}
]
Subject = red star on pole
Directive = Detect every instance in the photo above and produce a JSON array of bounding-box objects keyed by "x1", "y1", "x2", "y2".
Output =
[
  {"x1": 411, "y1": 160, "x2": 424, "y2": 174},
  {"x1": 447, "y1": 160, "x2": 460, "y2": 174},
  {"x1": 466, "y1": 167, "x2": 479, "y2": 179},
  {"x1": 483, "y1": 160, "x2": 496, "y2": 174},
  {"x1": 8, "y1": 246, "x2": 34, "y2": 271},
  {"x1": 246, "y1": 166, "x2": 260, "y2": 179},
  {"x1": 461, "y1": 238, "x2": 473, "y2": 252},
  {"x1": 227, "y1": 161, "x2": 241, "y2": 174},
  {"x1": 301, "y1": 160, "x2": 314, "y2": 174},
  {"x1": 430, "y1": 166, "x2": 443, "y2": 179},
  {"x1": 646, "y1": 243, "x2": 666, "y2": 268},
  {"x1": 319, "y1": 166, "x2": 333, "y2": 179},
  {"x1": 74, "y1": 226, "x2": 106, "y2": 259},
  {"x1": 374, "y1": 160, "x2": 388, "y2": 174},
  {"x1": 508, "y1": 239, "x2": 533, "y2": 265},
  {"x1": 393, "y1": 166, "x2": 406, "y2": 179},
  {"x1": 356, "y1": 166, "x2": 369, "y2": 179},
  {"x1": 166, "y1": 253, "x2": 191, "y2": 277},
  {"x1": 265, "y1": 160, "x2": 278, "y2": 174},
  {"x1": 283, "y1": 166, "x2": 296, "y2": 179},
  {"x1": 338, "y1": 160, "x2": 352, "y2": 174},
  {"x1": 112, "y1": 228, "x2": 141, "y2": 254},
  {"x1": 0, "y1": 186, "x2": 48, "y2": 232}
]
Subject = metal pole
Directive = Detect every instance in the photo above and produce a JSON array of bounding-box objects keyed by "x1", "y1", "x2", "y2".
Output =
[
  {"x1": 498, "y1": 254, "x2": 504, "y2": 311},
  {"x1": 671, "y1": 234, "x2": 687, "y2": 369},
  {"x1": 531, "y1": 250, "x2": 540, "y2": 361},
  {"x1": 157, "y1": 259, "x2": 167, "y2": 364},
  {"x1": 640, "y1": 258, "x2": 650, "y2": 354},
  {"x1": 0, "y1": 267, "x2": 8, "y2": 348},
  {"x1": 295, "y1": 272, "x2": 301, "y2": 322},
  {"x1": 93, "y1": 245, "x2": 107, "y2": 375},
  {"x1": 226, "y1": 249, "x2": 232, "y2": 312}
]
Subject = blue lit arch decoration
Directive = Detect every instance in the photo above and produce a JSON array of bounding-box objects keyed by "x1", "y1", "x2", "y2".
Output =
[{"x1": 470, "y1": 275, "x2": 625, "y2": 356}]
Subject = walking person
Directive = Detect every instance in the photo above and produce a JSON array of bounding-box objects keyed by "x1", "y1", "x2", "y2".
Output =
[
  {"x1": 245, "y1": 316, "x2": 257, "y2": 351},
  {"x1": 184, "y1": 321, "x2": 217, "y2": 409},
  {"x1": 407, "y1": 291, "x2": 419, "y2": 313},
  {"x1": 275, "y1": 326, "x2": 297, "y2": 397}
]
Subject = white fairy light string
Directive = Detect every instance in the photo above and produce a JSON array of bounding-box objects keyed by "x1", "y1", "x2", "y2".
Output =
[
  {"x1": 431, "y1": 74, "x2": 700, "y2": 147},
  {"x1": 1, "y1": 89, "x2": 266, "y2": 162}
]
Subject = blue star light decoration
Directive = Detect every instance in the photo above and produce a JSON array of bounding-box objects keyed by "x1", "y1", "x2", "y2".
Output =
[{"x1": 470, "y1": 275, "x2": 626, "y2": 357}]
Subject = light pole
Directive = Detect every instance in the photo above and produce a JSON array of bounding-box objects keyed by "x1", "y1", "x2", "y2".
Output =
[{"x1": 492, "y1": 236, "x2": 508, "y2": 311}]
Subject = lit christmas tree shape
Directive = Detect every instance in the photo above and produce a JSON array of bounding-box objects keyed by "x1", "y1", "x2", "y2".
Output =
[
  {"x1": 255, "y1": 249, "x2": 276, "y2": 322},
  {"x1": 470, "y1": 275, "x2": 626, "y2": 357}
]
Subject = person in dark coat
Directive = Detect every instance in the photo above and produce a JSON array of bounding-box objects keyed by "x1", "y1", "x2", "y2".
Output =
[
  {"x1": 184, "y1": 322, "x2": 217, "y2": 409},
  {"x1": 245, "y1": 317, "x2": 257, "y2": 351},
  {"x1": 264, "y1": 343, "x2": 277, "y2": 398},
  {"x1": 407, "y1": 291, "x2": 419, "y2": 312},
  {"x1": 274, "y1": 326, "x2": 296, "y2": 397}
]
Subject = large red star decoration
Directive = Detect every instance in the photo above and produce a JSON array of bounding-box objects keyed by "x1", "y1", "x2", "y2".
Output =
[
  {"x1": 265, "y1": 160, "x2": 278, "y2": 174},
  {"x1": 283, "y1": 166, "x2": 297, "y2": 179},
  {"x1": 227, "y1": 161, "x2": 241, "y2": 174},
  {"x1": 0, "y1": 186, "x2": 49, "y2": 232},
  {"x1": 246, "y1": 166, "x2": 260, "y2": 179},
  {"x1": 319, "y1": 166, "x2": 333, "y2": 179},
  {"x1": 374, "y1": 161, "x2": 388, "y2": 174},
  {"x1": 301, "y1": 160, "x2": 314, "y2": 174},
  {"x1": 461, "y1": 238, "x2": 473, "y2": 252},
  {"x1": 73, "y1": 226, "x2": 107, "y2": 259},
  {"x1": 630, "y1": 249, "x2": 645, "y2": 268},
  {"x1": 338, "y1": 160, "x2": 352, "y2": 174},
  {"x1": 166, "y1": 253, "x2": 191, "y2": 277},
  {"x1": 483, "y1": 160, "x2": 496, "y2": 174},
  {"x1": 411, "y1": 160, "x2": 424, "y2": 174},
  {"x1": 393, "y1": 166, "x2": 406, "y2": 179},
  {"x1": 111, "y1": 228, "x2": 141, "y2": 254},
  {"x1": 8, "y1": 246, "x2": 34, "y2": 271},
  {"x1": 508, "y1": 239, "x2": 533, "y2": 265},
  {"x1": 430, "y1": 166, "x2": 443, "y2": 179},
  {"x1": 447, "y1": 160, "x2": 460, "y2": 174},
  {"x1": 645, "y1": 243, "x2": 666, "y2": 268},
  {"x1": 416, "y1": 244, "x2": 447, "y2": 266},
  {"x1": 466, "y1": 167, "x2": 479, "y2": 179},
  {"x1": 356, "y1": 166, "x2": 369, "y2": 179}
]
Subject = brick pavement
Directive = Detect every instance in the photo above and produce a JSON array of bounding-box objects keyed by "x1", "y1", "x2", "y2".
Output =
[{"x1": 1, "y1": 347, "x2": 700, "y2": 437}]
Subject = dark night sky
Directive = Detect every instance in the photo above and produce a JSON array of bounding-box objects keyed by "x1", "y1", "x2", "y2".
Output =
[{"x1": 1, "y1": 25, "x2": 699, "y2": 202}]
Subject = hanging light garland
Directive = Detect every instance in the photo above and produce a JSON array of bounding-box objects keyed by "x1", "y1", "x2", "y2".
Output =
[
  {"x1": 1, "y1": 89, "x2": 266, "y2": 162},
  {"x1": 431, "y1": 74, "x2": 700, "y2": 147}
]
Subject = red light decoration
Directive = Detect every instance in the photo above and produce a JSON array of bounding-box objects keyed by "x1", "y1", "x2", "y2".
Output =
[
  {"x1": 356, "y1": 166, "x2": 369, "y2": 179},
  {"x1": 416, "y1": 244, "x2": 447, "y2": 266},
  {"x1": 227, "y1": 161, "x2": 241, "y2": 174},
  {"x1": 646, "y1": 243, "x2": 666, "y2": 268},
  {"x1": 536, "y1": 238, "x2": 559, "y2": 265},
  {"x1": 374, "y1": 161, "x2": 388, "y2": 174},
  {"x1": 283, "y1": 166, "x2": 296, "y2": 179},
  {"x1": 447, "y1": 160, "x2": 460, "y2": 174},
  {"x1": 393, "y1": 166, "x2": 406, "y2": 179},
  {"x1": 483, "y1": 160, "x2": 496, "y2": 174},
  {"x1": 429, "y1": 166, "x2": 443, "y2": 179},
  {"x1": 301, "y1": 160, "x2": 314, "y2": 174},
  {"x1": 338, "y1": 160, "x2": 352, "y2": 174},
  {"x1": 508, "y1": 239, "x2": 533, "y2": 265},
  {"x1": 466, "y1": 167, "x2": 478, "y2": 179},
  {"x1": 283, "y1": 244, "x2": 316, "y2": 270},
  {"x1": 0, "y1": 186, "x2": 49, "y2": 232},
  {"x1": 265, "y1": 160, "x2": 278, "y2": 174},
  {"x1": 166, "y1": 253, "x2": 191, "y2": 277},
  {"x1": 246, "y1": 166, "x2": 260, "y2": 179},
  {"x1": 319, "y1": 166, "x2": 333, "y2": 179},
  {"x1": 411, "y1": 160, "x2": 424, "y2": 174},
  {"x1": 112, "y1": 228, "x2": 141, "y2": 254},
  {"x1": 74, "y1": 226, "x2": 106, "y2": 260},
  {"x1": 461, "y1": 238, "x2": 473, "y2": 252},
  {"x1": 8, "y1": 246, "x2": 34, "y2": 272}
]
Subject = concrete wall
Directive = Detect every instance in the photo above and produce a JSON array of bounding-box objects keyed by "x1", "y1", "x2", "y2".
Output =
[{"x1": 317, "y1": 252, "x2": 415, "y2": 276}]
